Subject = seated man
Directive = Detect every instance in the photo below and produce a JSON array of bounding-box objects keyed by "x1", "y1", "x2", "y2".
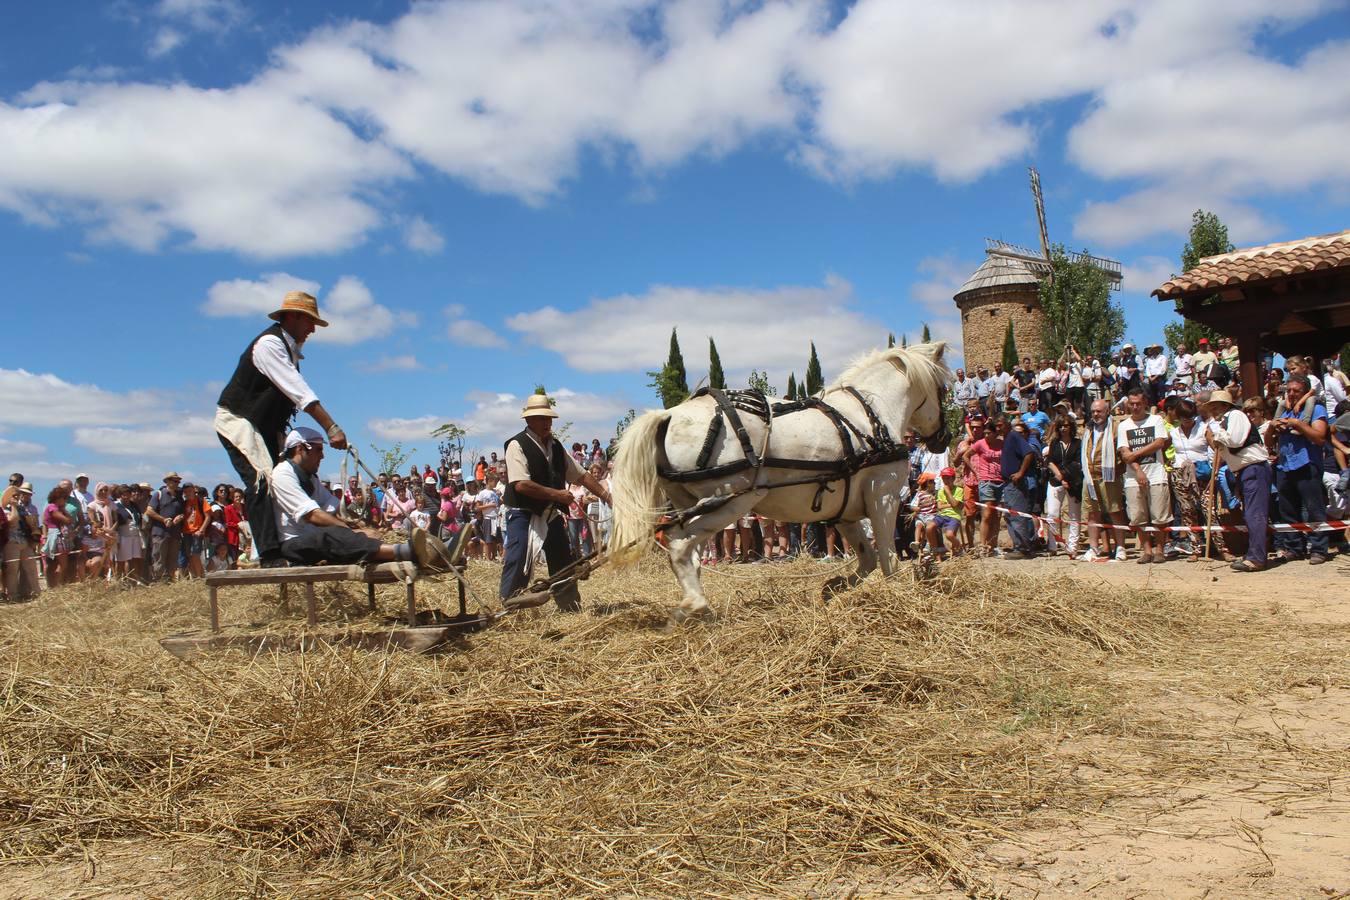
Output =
[{"x1": 271, "y1": 427, "x2": 447, "y2": 568}]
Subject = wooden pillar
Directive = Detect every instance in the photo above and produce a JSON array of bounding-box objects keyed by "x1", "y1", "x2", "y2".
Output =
[
  {"x1": 1234, "y1": 329, "x2": 1262, "y2": 402},
  {"x1": 367, "y1": 582, "x2": 377, "y2": 612},
  {"x1": 304, "y1": 582, "x2": 317, "y2": 628},
  {"x1": 405, "y1": 581, "x2": 417, "y2": 625},
  {"x1": 279, "y1": 582, "x2": 289, "y2": 614},
  {"x1": 208, "y1": 585, "x2": 220, "y2": 633}
]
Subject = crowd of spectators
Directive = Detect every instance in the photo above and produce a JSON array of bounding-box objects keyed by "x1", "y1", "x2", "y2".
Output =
[{"x1": 4, "y1": 341, "x2": 1347, "y2": 601}]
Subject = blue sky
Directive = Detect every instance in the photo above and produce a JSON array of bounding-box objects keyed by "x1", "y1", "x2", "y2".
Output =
[{"x1": 2, "y1": 0, "x2": 1348, "y2": 489}]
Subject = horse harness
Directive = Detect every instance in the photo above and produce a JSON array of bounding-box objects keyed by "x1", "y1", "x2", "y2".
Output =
[{"x1": 655, "y1": 386, "x2": 911, "y2": 526}]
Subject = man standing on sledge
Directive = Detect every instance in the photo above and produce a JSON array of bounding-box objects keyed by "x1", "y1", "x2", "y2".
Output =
[
  {"x1": 214, "y1": 290, "x2": 349, "y2": 568},
  {"x1": 500, "y1": 394, "x2": 612, "y2": 612}
]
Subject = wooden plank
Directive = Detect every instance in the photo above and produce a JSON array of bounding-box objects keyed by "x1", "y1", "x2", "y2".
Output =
[
  {"x1": 205, "y1": 561, "x2": 447, "y2": 586},
  {"x1": 159, "y1": 625, "x2": 483, "y2": 658},
  {"x1": 304, "y1": 582, "x2": 317, "y2": 628},
  {"x1": 405, "y1": 580, "x2": 417, "y2": 625}
]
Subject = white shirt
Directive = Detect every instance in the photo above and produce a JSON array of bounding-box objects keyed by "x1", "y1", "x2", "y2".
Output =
[
  {"x1": 1144, "y1": 352, "x2": 1168, "y2": 378},
  {"x1": 1169, "y1": 420, "x2": 1210, "y2": 466},
  {"x1": 1065, "y1": 361, "x2": 1083, "y2": 388},
  {"x1": 270, "y1": 460, "x2": 340, "y2": 542},
  {"x1": 988, "y1": 372, "x2": 1011, "y2": 400},
  {"x1": 1116, "y1": 413, "x2": 1169, "y2": 485},
  {"x1": 1174, "y1": 353, "x2": 1193, "y2": 377},
  {"x1": 1208, "y1": 409, "x2": 1268, "y2": 472},
  {"x1": 953, "y1": 377, "x2": 977, "y2": 403},
  {"x1": 1324, "y1": 372, "x2": 1347, "y2": 406},
  {"x1": 475, "y1": 487, "x2": 501, "y2": 524},
  {"x1": 253, "y1": 330, "x2": 319, "y2": 412}
]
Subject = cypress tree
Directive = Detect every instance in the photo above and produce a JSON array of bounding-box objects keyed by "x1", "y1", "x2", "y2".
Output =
[
  {"x1": 921, "y1": 322, "x2": 931, "y2": 342},
  {"x1": 786, "y1": 372, "x2": 797, "y2": 399},
  {"x1": 901, "y1": 334, "x2": 908, "y2": 348},
  {"x1": 805, "y1": 342, "x2": 824, "y2": 396},
  {"x1": 887, "y1": 333, "x2": 895, "y2": 348},
  {"x1": 668, "y1": 328, "x2": 688, "y2": 395},
  {"x1": 1001, "y1": 320, "x2": 1019, "y2": 371},
  {"x1": 708, "y1": 337, "x2": 726, "y2": 390},
  {"x1": 646, "y1": 327, "x2": 691, "y2": 408}
]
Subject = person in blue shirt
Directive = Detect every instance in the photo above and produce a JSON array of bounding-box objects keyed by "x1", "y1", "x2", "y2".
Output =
[
  {"x1": 999, "y1": 418, "x2": 1039, "y2": 558},
  {"x1": 1265, "y1": 374, "x2": 1331, "y2": 564},
  {"x1": 1019, "y1": 395, "x2": 1051, "y2": 441}
]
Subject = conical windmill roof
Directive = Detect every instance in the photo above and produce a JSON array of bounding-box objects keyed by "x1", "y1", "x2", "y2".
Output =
[{"x1": 954, "y1": 254, "x2": 1040, "y2": 301}]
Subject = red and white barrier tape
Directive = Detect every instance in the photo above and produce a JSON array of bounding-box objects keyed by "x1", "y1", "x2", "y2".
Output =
[{"x1": 975, "y1": 502, "x2": 1349, "y2": 535}]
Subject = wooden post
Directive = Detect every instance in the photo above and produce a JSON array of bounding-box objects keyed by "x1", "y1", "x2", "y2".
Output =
[
  {"x1": 405, "y1": 580, "x2": 417, "y2": 625},
  {"x1": 457, "y1": 571, "x2": 467, "y2": 618},
  {"x1": 367, "y1": 582, "x2": 376, "y2": 612},
  {"x1": 304, "y1": 582, "x2": 317, "y2": 628},
  {"x1": 209, "y1": 585, "x2": 220, "y2": 633},
  {"x1": 1234, "y1": 329, "x2": 1262, "y2": 401}
]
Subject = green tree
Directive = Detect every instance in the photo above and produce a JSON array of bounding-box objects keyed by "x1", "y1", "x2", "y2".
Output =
[
  {"x1": 609, "y1": 408, "x2": 637, "y2": 458},
  {"x1": 901, "y1": 334, "x2": 908, "y2": 348},
  {"x1": 805, "y1": 342, "x2": 824, "y2": 395},
  {"x1": 785, "y1": 372, "x2": 797, "y2": 399},
  {"x1": 431, "y1": 422, "x2": 467, "y2": 467},
  {"x1": 1162, "y1": 209, "x2": 1236, "y2": 350},
  {"x1": 887, "y1": 333, "x2": 895, "y2": 348},
  {"x1": 1001, "y1": 319, "x2": 1019, "y2": 372},
  {"x1": 921, "y1": 322, "x2": 932, "y2": 342},
  {"x1": 747, "y1": 369, "x2": 776, "y2": 397},
  {"x1": 708, "y1": 337, "x2": 726, "y2": 390},
  {"x1": 369, "y1": 441, "x2": 414, "y2": 476},
  {"x1": 1038, "y1": 243, "x2": 1126, "y2": 359},
  {"x1": 646, "y1": 328, "x2": 690, "y2": 408}
]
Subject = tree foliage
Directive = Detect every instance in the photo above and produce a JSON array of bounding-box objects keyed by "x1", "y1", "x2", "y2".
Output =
[
  {"x1": 1038, "y1": 242, "x2": 1126, "y2": 358},
  {"x1": 647, "y1": 328, "x2": 690, "y2": 408},
  {"x1": 708, "y1": 337, "x2": 726, "y2": 390},
  {"x1": 747, "y1": 369, "x2": 776, "y2": 397},
  {"x1": 1162, "y1": 209, "x2": 1236, "y2": 351},
  {"x1": 369, "y1": 441, "x2": 414, "y2": 476},
  {"x1": 887, "y1": 333, "x2": 895, "y2": 348},
  {"x1": 921, "y1": 322, "x2": 931, "y2": 342},
  {"x1": 804, "y1": 342, "x2": 824, "y2": 396},
  {"x1": 1001, "y1": 319, "x2": 1019, "y2": 372},
  {"x1": 431, "y1": 422, "x2": 467, "y2": 467},
  {"x1": 786, "y1": 372, "x2": 797, "y2": 400}
]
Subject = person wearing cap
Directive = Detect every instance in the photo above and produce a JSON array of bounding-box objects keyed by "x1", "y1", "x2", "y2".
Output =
[
  {"x1": 934, "y1": 467, "x2": 963, "y2": 556},
  {"x1": 146, "y1": 472, "x2": 186, "y2": 582},
  {"x1": 500, "y1": 394, "x2": 613, "y2": 612},
  {"x1": 1190, "y1": 338, "x2": 1218, "y2": 381},
  {"x1": 271, "y1": 427, "x2": 448, "y2": 569},
  {"x1": 2, "y1": 481, "x2": 41, "y2": 601},
  {"x1": 215, "y1": 290, "x2": 350, "y2": 568},
  {"x1": 1205, "y1": 390, "x2": 1272, "y2": 571}
]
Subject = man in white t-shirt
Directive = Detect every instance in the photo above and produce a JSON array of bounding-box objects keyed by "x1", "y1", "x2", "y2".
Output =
[
  {"x1": 475, "y1": 472, "x2": 503, "y2": 560},
  {"x1": 1117, "y1": 388, "x2": 1171, "y2": 564},
  {"x1": 1143, "y1": 343, "x2": 1169, "y2": 406},
  {"x1": 1173, "y1": 343, "x2": 1194, "y2": 388},
  {"x1": 987, "y1": 363, "x2": 1012, "y2": 417}
]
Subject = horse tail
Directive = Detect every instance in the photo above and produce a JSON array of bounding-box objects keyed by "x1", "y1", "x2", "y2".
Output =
[{"x1": 609, "y1": 409, "x2": 671, "y2": 567}]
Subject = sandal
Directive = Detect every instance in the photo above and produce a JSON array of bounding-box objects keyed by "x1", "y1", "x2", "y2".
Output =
[{"x1": 1230, "y1": 559, "x2": 1265, "y2": 572}]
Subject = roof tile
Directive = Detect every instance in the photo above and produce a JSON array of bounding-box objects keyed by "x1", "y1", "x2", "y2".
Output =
[{"x1": 1152, "y1": 229, "x2": 1350, "y2": 299}]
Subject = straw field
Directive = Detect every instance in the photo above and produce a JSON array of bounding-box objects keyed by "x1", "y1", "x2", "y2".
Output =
[{"x1": 1, "y1": 557, "x2": 1345, "y2": 897}]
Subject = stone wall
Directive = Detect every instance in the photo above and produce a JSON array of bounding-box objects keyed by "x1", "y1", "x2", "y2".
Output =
[{"x1": 955, "y1": 286, "x2": 1045, "y2": 372}]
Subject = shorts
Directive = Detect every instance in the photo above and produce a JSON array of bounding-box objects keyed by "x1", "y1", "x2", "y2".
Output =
[
  {"x1": 977, "y1": 481, "x2": 1004, "y2": 503},
  {"x1": 1081, "y1": 477, "x2": 1124, "y2": 517},
  {"x1": 935, "y1": 515, "x2": 960, "y2": 532},
  {"x1": 916, "y1": 513, "x2": 937, "y2": 526},
  {"x1": 1123, "y1": 481, "x2": 1173, "y2": 527}
]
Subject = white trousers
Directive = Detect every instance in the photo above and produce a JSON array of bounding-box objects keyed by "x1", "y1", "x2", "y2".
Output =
[{"x1": 1044, "y1": 483, "x2": 1081, "y2": 554}]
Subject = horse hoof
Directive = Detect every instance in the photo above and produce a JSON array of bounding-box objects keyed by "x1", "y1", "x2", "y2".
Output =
[{"x1": 671, "y1": 606, "x2": 716, "y2": 626}]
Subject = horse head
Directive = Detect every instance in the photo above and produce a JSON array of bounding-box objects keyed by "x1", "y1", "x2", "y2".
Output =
[{"x1": 881, "y1": 341, "x2": 951, "y2": 452}]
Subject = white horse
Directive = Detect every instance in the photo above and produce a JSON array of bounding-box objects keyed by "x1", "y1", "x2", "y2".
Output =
[{"x1": 610, "y1": 342, "x2": 951, "y2": 620}]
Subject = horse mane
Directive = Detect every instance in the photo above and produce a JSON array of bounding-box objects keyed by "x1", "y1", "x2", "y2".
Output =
[{"x1": 827, "y1": 342, "x2": 951, "y2": 398}]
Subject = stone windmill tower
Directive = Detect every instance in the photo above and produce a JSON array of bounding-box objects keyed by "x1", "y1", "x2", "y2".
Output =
[{"x1": 954, "y1": 169, "x2": 1121, "y2": 372}]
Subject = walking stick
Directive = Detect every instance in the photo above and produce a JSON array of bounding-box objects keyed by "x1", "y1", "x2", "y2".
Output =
[{"x1": 1203, "y1": 467, "x2": 1217, "y2": 561}]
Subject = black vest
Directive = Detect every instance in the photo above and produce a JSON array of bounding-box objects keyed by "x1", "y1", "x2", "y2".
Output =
[
  {"x1": 218, "y1": 323, "x2": 300, "y2": 457},
  {"x1": 502, "y1": 429, "x2": 568, "y2": 515}
]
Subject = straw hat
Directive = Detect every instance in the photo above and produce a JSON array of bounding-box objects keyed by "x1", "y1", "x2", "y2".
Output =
[
  {"x1": 268, "y1": 290, "x2": 329, "y2": 327},
  {"x1": 1202, "y1": 389, "x2": 1237, "y2": 411},
  {"x1": 520, "y1": 394, "x2": 558, "y2": 419},
  {"x1": 16, "y1": 481, "x2": 33, "y2": 495},
  {"x1": 163, "y1": 471, "x2": 182, "y2": 482}
]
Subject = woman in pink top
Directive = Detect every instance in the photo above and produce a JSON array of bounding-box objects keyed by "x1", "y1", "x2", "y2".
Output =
[
  {"x1": 383, "y1": 483, "x2": 417, "y2": 534},
  {"x1": 963, "y1": 416, "x2": 1007, "y2": 554}
]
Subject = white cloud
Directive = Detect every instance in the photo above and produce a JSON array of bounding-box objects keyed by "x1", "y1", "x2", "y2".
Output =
[
  {"x1": 367, "y1": 415, "x2": 443, "y2": 442},
  {"x1": 402, "y1": 216, "x2": 445, "y2": 254},
  {"x1": 506, "y1": 276, "x2": 892, "y2": 386},
  {"x1": 0, "y1": 80, "x2": 408, "y2": 256},
  {"x1": 201, "y1": 273, "x2": 417, "y2": 344},
  {"x1": 72, "y1": 416, "x2": 220, "y2": 457},
  {"x1": 0, "y1": 369, "x2": 165, "y2": 427},
  {"x1": 149, "y1": 28, "x2": 185, "y2": 58},
  {"x1": 907, "y1": 255, "x2": 972, "y2": 362},
  {"x1": 1120, "y1": 255, "x2": 1179, "y2": 295},
  {"x1": 0, "y1": 437, "x2": 47, "y2": 459},
  {"x1": 359, "y1": 354, "x2": 422, "y2": 373},
  {"x1": 447, "y1": 318, "x2": 507, "y2": 349},
  {"x1": 0, "y1": 0, "x2": 1346, "y2": 255}
]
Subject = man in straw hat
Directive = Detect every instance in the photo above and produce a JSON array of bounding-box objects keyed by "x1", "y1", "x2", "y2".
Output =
[
  {"x1": 2, "y1": 481, "x2": 41, "y2": 600},
  {"x1": 500, "y1": 393, "x2": 613, "y2": 612},
  {"x1": 270, "y1": 426, "x2": 448, "y2": 570},
  {"x1": 1204, "y1": 389, "x2": 1272, "y2": 571},
  {"x1": 215, "y1": 290, "x2": 349, "y2": 568}
]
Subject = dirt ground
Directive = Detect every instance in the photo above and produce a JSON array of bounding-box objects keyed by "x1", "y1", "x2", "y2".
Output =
[
  {"x1": 920, "y1": 555, "x2": 1350, "y2": 899},
  {"x1": 1, "y1": 554, "x2": 1346, "y2": 899}
]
